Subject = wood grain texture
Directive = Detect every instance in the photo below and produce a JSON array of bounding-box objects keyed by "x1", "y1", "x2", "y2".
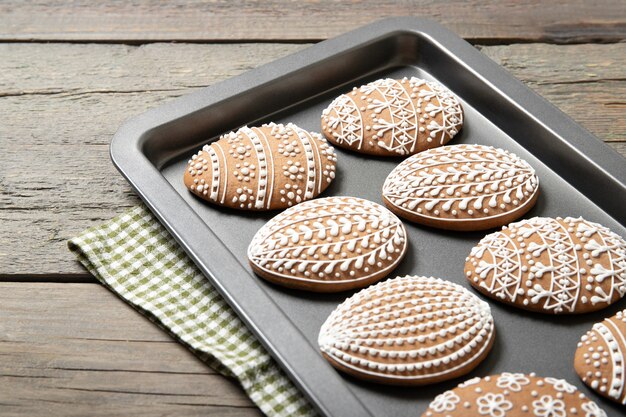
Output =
[
  {"x1": 0, "y1": 0, "x2": 624, "y2": 43},
  {"x1": 0, "y1": 42, "x2": 624, "y2": 276},
  {"x1": 0, "y1": 282, "x2": 261, "y2": 417}
]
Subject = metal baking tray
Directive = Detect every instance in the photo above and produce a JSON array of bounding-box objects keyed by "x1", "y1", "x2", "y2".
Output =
[{"x1": 110, "y1": 18, "x2": 626, "y2": 417}]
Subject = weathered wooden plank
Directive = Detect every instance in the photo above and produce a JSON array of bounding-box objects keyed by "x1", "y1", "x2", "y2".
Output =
[
  {"x1": 0, "y1": 282, "x2": 261, "y2": 416},
  {"x1": 479, "y1": 43, "x2": 626, "y2": 142},
  {"x1": 0, "y1": 0, "x2": 624, "y2": 43},
  {"x1": 0, "y1": 42, "x2": 623, "y2": 276}
]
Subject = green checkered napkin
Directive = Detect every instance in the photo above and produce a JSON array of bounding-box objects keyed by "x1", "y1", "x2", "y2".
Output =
[{"x1": 68, "y1": 205, "x2": 316, "y2": 417}]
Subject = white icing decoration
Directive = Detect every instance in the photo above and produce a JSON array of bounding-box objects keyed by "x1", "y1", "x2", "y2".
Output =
[
  {"x1": 430, "y1": 390, "x2": 461, "y2": 413},
  {"x1": 383, "y1": 144, "x2": 538, "y2": 223},
  {"x1": 248, "y1": 197, "x2": 406, "y2": 284},
  {"x1": 581, "y1": 401, "x2": 608, "y2": 417},
  {"x1": 241, "y1": 126, "x2": 271, "y2": 209},
  {"x1": 476, "y1": 392, "x2": 513, "y2": 417},
  {"x1": 323, "y1": 94, "x2": 364, "y2": 149},
  {"x1": 322, "y1": 77, "x2": 462, "y2": 156},
  {"x1": 544, "y1": 377, "x2": 577, "y2": 394},
  {"x1": 496, "y1": 372, "x2": 530, "y2": 392},
  {"x1": 577, "y1": 309, "x2": 626, "y2": 404},
  {"x1": 318, "y1": 275, "x2": 494, "y2": 381},
  {"x1": 466, "y1": 216, "x2": 626, "y2": 313},
  {"x1": 532, "y1": 394, "x2": 566, "y2": 417}
]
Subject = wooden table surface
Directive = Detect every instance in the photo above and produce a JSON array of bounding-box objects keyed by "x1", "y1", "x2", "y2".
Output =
[{"x1": 1, "y1": 1, "x2": 625, "y2": 415}]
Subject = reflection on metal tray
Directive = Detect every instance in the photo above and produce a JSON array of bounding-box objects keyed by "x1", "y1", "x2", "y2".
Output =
[{"x1": 110, "y1": 17, "x2": 626, "y2": 417}]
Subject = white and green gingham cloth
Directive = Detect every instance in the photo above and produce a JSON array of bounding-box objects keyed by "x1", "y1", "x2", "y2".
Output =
[{"x1": 68, "y1": 205, "x2": 316, "y2": 417}]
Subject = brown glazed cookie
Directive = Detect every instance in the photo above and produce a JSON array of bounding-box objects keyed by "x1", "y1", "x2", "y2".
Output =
[
  {"x1": 248, "y1": 197, "x2": 407, "y2": 292},
  {"x1": 465, "y1": 217, "x2": 626, "y2": 314},
  {"x1": 575, "y1": 309, "x2": 626, "y2": 406},
  {"x1": 321, "y1": 77, "x2": 463, "y2": 157},
  {"x1": 184, "y1": 123, "x2": 337, "y2": 210},
  {"x1": 382, "y1": 144, "x2": 539, "y2": 231},
  {"x1": 318, "y1": 275, "x2": 495, "y2": 384},
  {"x1": 422, "y1": 373, "x2": 607, "y2": 417}
]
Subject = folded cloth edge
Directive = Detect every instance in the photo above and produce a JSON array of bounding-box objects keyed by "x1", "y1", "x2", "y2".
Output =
[{"x1": 68, "y1": 205, "x2": 316, "y2": 417}]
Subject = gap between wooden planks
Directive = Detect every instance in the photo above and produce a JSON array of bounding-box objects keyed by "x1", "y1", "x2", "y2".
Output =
[
  {"x1": 0, "y1": 282, "x2": 262, "y2": 417},
  {"x1": 0, "y1": 0, "x2": 624, "y2": 44},
  {"x1": 0, "y1": 42, "x2": 624, "y2": 278}
]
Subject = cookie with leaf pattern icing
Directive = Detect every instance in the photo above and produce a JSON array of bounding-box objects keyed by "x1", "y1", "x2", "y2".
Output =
[
  {"x1": 422, "y1": 373, "x2": 607, "y2": 417},
  {"x1": 247, "y1": 197, "x2": 407, "y2": 292},
  {"x1": 575, "y1": 309, "x2": 626, "y2": 406},
  {"x1": 465, "y1": 216, "x2": 626, "y2": 314},
  {"x1": 318, "y1": 275, "x2": 495, "y2": 384},
  {"x1": 184, "y1": 122, "x2": 337, "y2": 210},
  {"x1": 321, "y1": 77, "x2": 463, "y2": 156},
  {"x1": 382, "y1": 144, "x2": 539, "y2": 231}
]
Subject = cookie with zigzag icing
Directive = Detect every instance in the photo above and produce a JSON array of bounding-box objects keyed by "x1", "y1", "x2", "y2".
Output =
[
  {"x1": 247, "y1": 196, "x2": 407, "y2": 292},
  {"x1": 321, "y1": 77, "x2": 463, "y2": 157},
  {"x1": 184, "y1": 123, "x2": 337, "y2": 210},
  {"x1": 465, "y1": 216, "x2": 626, "y2": 314},
  {"x1": 382, "y1": 144, "x2": 539, "y2": 231}
]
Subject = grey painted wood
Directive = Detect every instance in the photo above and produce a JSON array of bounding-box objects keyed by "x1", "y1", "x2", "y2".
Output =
[
  {"x1": 0, "y1": 282, "x2": 262, "y2": 416},
  {"x1": 0, "y1": 0, "x2": 624, "y2": 43},
  {"x1": 0, "y1": 42, "x2": 624, "y2": 277}
]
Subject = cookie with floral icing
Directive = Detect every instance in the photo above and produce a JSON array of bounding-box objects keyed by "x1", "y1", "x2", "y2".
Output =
[
  {"x1": 465, "y1": 217, "x2": 626, "y2": 314},
  {"x1": 321, "y1": 77, "x2": 463, "y2": 157},
  {"x1": 575, "y1": 309, "x2": 626, "y2": 405},
  {"x1": 382, "y1": 144, "x2": 539, "y2": 231},
  {"x1": 422, "y1": 373, "x2": 607, "y2": 417},
  {"x1": 184, "y1": 122, "x2": 337, "y2": 210},
  {"x1": 318, "y1": 275, "x2": 495, "y2": 384},
  {"x1": 248, "y1": 197, "x2": 407, "y2": 292}
]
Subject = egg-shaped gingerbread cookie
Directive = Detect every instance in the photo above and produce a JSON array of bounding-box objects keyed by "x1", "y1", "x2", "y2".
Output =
[
  {"x1": 248, "y1": 197, "x2": 407, "y2": 292},
  {"x1": 318, "y1": 275, "x2": 495, "y2": 384},
  {"x1": 465, "y1": 216, "x2": 626, "y2": 314},
  {"x1": 321, "y1": 77, "x2": 463, "y2": 157},
  {"x1": 575, "y1": 309, "x2": 626, "y2": 405},
  {"x1": 184, "y1": 123, "x2": 337, "y2": 210},
  {"x1": 422, "y1": 373, "x2": 607, "y2": 417},
  {"x1": 382, "y1": 144, "x2": 539, "y2": 231}
]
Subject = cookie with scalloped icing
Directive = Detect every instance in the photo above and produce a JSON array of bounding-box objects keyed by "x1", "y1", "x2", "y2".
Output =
[
  {"x1": 248, "y1": 197, "x2": 407, "y2": 292},
  {"x1": 321, "y1": 77, "x2": 463, "y2": 156},
  {"x1": 382, "y1": 144, "x2": 539, "y2": 231},
  {"x1": 575, "y1": 309, "x2": 626, "y2": 405},
  {"x1": 184, "y1": 122, "x2": 337, "y2": 210},
  {"x1": 318, "y1": 275, "x2": 494, "y2": 384},
  {"x1": 422, "y1": 373, "x2": 607, "y2": 417},
  {"x1": 465, "y1": 216, "x2": 626, "y2": 314}
]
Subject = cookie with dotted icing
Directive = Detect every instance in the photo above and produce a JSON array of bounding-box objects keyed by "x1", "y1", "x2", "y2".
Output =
[
  {"x1": 248, "y1": 197, "x2": 407, "y2": 292},
  {"x1": 321, "y1": 77, "x2": 463, "y2": 157},
  {"x1": 382, "y1": 144, "x2": 539, "y2": 231},
  {"x1": 575, "y1": 309, "x2": 626, "y2": 405},
  {"x1": 465, "y1": 217, "x2": 626, "y2": 314},
  {"x1": 318, "y1": 275, "x2": 494, "y2": 384},
  {"x1": 184, "y1": 123, "x2": 337, "y2": 210},
  {"x1": 422, "y1": 373, "x2": 607, "y2": 417}
]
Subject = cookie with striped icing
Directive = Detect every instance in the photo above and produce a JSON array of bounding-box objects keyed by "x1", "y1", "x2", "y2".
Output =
[
  {"x1": 465, "y1": 217, "x2": 626, "y2": 314},
  {"x1": 422, "y1": 373, "x2": 607, "y2": 417},
  {"x1": 382, "y1": 144, "x2": 539, "y2": 231},
  {"x1": 321, "y1": 77, "x2": 463, "y2": 157},
  {"x1": 318, "y1": 275, "x2": 494, "y2": 384},
  {"x1": 248, "y1": 197, "x2": 407, "y2": 292},
  {"x1": 184, "y1": 123, "x2": 337, "y2": 210},
  {"x1": 575, "y1": 309, "x2": 626, "y2": 405}
]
